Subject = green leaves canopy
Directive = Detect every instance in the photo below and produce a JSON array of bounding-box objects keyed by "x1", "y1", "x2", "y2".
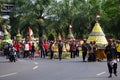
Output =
[{"x1": 0, "y1": 0, "x2": 120, "y2": 39}]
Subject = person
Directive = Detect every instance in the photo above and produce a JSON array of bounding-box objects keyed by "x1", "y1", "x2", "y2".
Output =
[
  {"x1": 116, "y1": 40, "x2": 120, "y2": 61},
  {"x1": 82, "y1": 39, "x2": 88, "y2": 62},
  {"x1": 105, "y1": 39, "x2": 118, "y2": 78},
  {"x1": 24, "y1": 41, "x2": 29, "y2": 58},
  {"x1": 13, "y1": 41, "x2": 21, "y2": 58},
  {"x1": 92, "y1": 41, "x2": 97, "y2": 61},
  {"x1": 40, "y1": 42, "x2": 45, "y2": 58},
  {"x1": 9, "y1": 46, "x2": 16, "y2": 62},
  {"x1": 43, "y1": 40, "x2": 49, "y2": 56},
  {"x1": 30, "y1": 42, "x2": 35, "y2": 59},
  {"x1": 76, "y1": 41, "x2": 80, "y2": 57},
  {"x1": 69, "y1": 41, "x2": 74, "y2": 58},
  {"x1": 49, "y1": 41, "x2": 54, "y2": 59},
  {"x1": 88, "y1": 41, "x2": 97, "y2": 62},
  {"x1": 58, "y1": 40, "x2": 63, "y2": 61},
  {"x1": 3, "y1": 42, "x2": 10, "y2": 59},
  {"x1": 88, "y1": 41, "x2": 94, "y2": 62},
  {"x1": 29, "y1": 42, "x2": 32, "y2": 57},
  {"x1": 72, "y1": 40, "x2": 77, "y2": 58}
]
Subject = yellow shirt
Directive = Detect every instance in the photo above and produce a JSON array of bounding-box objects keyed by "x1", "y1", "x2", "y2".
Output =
[{"x1": 117, "y1": 44, "x2": 120, "y2": 52}]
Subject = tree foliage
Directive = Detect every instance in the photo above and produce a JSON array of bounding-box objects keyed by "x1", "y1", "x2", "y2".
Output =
[{"x1": 0, "y1": 0, "x2": 120, "y2": 39}]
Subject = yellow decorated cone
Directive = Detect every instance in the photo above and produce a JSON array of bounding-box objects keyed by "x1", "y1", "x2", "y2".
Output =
[
  {"x1": 87, "y1": 22, "x2": 108, "y2": 45},
  {"x1": 28, "y1": 27, "x2": 34, "y2": 40},
  {"x1": 2, "y1": 26, "x2": 12, "y2": 43},
  {"x1": 67, "y1": 24, "x2": 74, "y2": 39},
  {"x1": 16, "y1": 29, "x2": 22, "y2": 41}
]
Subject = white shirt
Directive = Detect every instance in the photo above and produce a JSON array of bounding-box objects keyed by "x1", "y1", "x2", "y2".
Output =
[{"x1": 24, "y1": 44, "x2": 29, "y2": 51}]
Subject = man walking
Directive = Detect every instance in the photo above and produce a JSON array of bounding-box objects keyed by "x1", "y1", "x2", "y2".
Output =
[
  {"x1": 105, "y1": 39, "x2": 118, "y2": 78},
  {"x1": 82, "y1": 39, "x2": 88, "y2": 62},
  {"x1": 58, "y1": 40, "x2": 63, "y2": 61},
  {"x1": 49, "y1": 41, "x2": 54, "y2": 59}
]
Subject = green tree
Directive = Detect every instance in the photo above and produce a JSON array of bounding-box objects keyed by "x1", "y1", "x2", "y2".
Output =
[
  {"x1": 1, "y1": 0, "x2": 120, "y2": 40},
  {"x1": 102, "y1": 0, "x2": 120, "y2": 39}
]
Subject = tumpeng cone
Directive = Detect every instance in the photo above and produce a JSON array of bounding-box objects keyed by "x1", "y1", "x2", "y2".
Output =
[
  {"x1": 2, "y1": 26, "x2": 12, "y2": 44},
  {"x1": 16, "y1": 29, "x2": 22, "y2": 42},
  {"x1": 67, "y1": 27, "x2": 74, "y2": 40},
  {"x1": 87, "y1": 22, "x2": 108, "y2": 46}
]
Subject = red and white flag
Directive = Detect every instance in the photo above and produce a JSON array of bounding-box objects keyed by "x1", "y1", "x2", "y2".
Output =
[
  {"x1": 96, "y1": 14, "x2": 100, "y2": 18},
  {"x1": 28, "y1": 27, "x2": 33, "y2": 37},
  {"x1": 69, "y1": 24, "x2": 72, "y2": 28},
  {"x1": 58, "y1": 32, "x2": 62, "y2": 40}
]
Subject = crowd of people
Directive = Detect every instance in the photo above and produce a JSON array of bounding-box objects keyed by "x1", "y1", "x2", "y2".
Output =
[
  {"x1": 3, "y1": 40, "x2": 36, "y2": 60},
  {"x1": 2, "y1": 39, "x2": 120, "y2": 62},
  {"x1": 2, "y1": 39, "x2": 84, "y2": 60}
]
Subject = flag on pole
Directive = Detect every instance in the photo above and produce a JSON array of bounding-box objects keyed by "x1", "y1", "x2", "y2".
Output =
[
  {"x1": 28, "y1": 27, "x2": 33, "y2": 37},
  {"x1": 96, "y1": 14, "x2": 100, "y2": 18},
  {"x1": 69, "y1": 24, "x2": 72, "y2": 28},
  {"x1": 58, "y1": 32, "x2": 62, "y2": 40}
]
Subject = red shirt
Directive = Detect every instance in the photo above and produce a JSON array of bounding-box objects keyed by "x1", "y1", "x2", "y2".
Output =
[
  {"x1": 43, "y1": 42, "x2": 49, "y2": 50},
  {"x1": 29, "y1": 43, "x2": 32, "y2": 50},
  {"x1": 13, "y1": 43, "x2": 21, "y2": 51}
]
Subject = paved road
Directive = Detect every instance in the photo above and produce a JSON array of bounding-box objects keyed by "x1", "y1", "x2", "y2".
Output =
[{"x1": 0, "y1": 56, "x2": 120, "y2": 80}]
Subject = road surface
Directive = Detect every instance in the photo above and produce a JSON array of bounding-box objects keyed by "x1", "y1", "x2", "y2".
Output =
[{"x1": 0, "y1": 56, "x2": 120, "y2": 80}]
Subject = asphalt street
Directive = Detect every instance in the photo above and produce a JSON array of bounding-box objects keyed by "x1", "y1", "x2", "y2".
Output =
[{"x1": 0, "y1": 56, "x2": 120, "y2": 80}]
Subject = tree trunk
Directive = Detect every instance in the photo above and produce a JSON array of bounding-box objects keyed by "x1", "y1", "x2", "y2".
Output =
[{"x1": 38, "y1": 23, "x2": 43, "y2": 50}]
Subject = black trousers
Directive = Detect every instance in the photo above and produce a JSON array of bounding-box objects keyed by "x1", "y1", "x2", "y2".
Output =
[
  {"x1": 16, "y1": 50, "x2": 20, "y2": 58},
  {"x1": 45, "y1": 49, "x2": 48, "y2": 56},
  {"x1": 50, "y1": 51, "x2": 54, "y2": 59},
  {"x1": 88, "y1": 53, "x2": 96, "y2": 62},
  {"x1": 41, "y1": 50, "x2": 45, "y2": 58},
  {"x1": 107, "y1": 62, "x2": 117, "y2": 74},
  {"x1": 24, "y1": 50, "x2": 29, "y2": 58},
  {"x1": 70, "y1": 51, "x2": 73, "y2": 58},
  {"x1": 82, "y1": 51, "x2": 87, "y2": 61},
  {"x1": 58, "y1": 51, "x2": 62, "y2": 60},
  {"x1": 76, "y1": 49, "x2": 79, "y2": 57},
  {"x1": 70, "y1": 51, "x2": 76, "y2": 58}
]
